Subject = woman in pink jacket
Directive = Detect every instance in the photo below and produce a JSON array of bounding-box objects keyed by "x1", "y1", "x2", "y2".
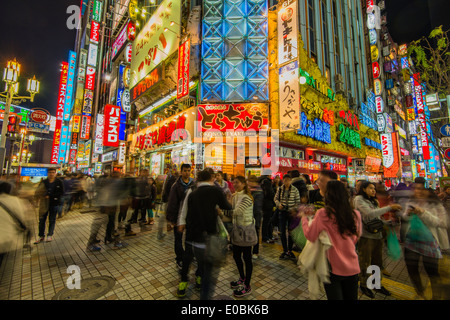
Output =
[{"x1": 301, "y1": 180, "x2": 363, "y2": 300}]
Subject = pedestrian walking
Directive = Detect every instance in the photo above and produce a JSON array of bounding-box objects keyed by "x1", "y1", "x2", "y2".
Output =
[
  {"x1": 229, "y1": 176, "x2": 256, "y2": 297},
  {"x1": 402, "y1": 182, "x2": 449, "y2": 300},
  {"x1": 274, "y1": 174, "x2": 301, "y2": 261},
  {"x1": 301, "y1": 180, "x2": 362, "y2": 300},
  {"x1": 166, "y1": 163, "x2": 194, "y2": 269},
  {"x1": 259, "y1": 172, "x2": 275, "y2": 244},
  {"x1": 0, "y1": 181, "x2": 32, "y2": 268},
  {"x1": 248, "y1": 175, "x2": 263, "y2": 259},
  {"x1": 354, "y1": 181, "x2": 402, "y2": 298},
  {"x1": 34, "y1": 168, "x2": 64, "y2": 243},
  {"x1": 129, "y1": 169, "x2": 151, "y2": 223},
  {"x1": 181, "y1": 168, "x2": 232, "y2": 300},
  {"x1": 144, "y1": 177, "x2": 157, "y2": 225}
]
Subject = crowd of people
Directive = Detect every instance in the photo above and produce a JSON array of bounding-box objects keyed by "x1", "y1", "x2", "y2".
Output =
[{"x1": 0, "y1": 166, "x2": 449, "y2": 301}]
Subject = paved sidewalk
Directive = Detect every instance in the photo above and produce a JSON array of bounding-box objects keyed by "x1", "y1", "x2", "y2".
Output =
[{"x1": 0, "y1": 203, "x2": 447, "y2": 300}]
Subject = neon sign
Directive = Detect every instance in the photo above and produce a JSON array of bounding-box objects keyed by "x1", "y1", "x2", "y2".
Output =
[{"x1": 297, "y1": 112, "x2": 331, "y2": 144}]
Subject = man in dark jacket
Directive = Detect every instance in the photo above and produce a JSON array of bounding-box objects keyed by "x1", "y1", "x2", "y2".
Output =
[
  {"x1": 34, "y1": 168, "x2": 64, "y2": 243},
  {"x1": 183, "y1": 168, "x2": 232, "y2": 300},
  {"x1": 129, "y1": 169, "x2": 151, "y2": 223},
  {"x1": 259, "y1": 172, "x2": 275, "y2": 243},
  {"x1": 166, "y1": 163, "x2": 194, "y2": 269}
]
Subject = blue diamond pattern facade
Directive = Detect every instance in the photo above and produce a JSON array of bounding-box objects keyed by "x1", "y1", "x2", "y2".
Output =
[{"x1": 201, "y1": 0, "x2": 269, "y2": 102}]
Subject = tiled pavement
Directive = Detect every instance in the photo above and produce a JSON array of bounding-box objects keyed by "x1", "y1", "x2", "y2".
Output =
[{"x1": 0, "y1": 202, "x2": 448, "y2": 301}]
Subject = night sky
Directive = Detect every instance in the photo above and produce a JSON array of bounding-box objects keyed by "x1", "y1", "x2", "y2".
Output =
[
  {"x1": 1, "y1": 0, "x2": 449, "y2": 116},
  {"x1": 0, "y1": 0, "x2": 78, "y2": 115}
]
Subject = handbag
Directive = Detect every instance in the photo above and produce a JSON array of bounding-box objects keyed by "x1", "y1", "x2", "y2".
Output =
[
  {"x1": 205, "y1": 218, "x2": 229, "y2": 266},
  {"x1": 363, "y1": 218, "x2": 384, "y2": 234},
  {"x1": 231, "y1": 218, "x2": 258, "y2": 247}
]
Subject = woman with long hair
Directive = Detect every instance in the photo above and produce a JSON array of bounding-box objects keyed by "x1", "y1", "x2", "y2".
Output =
[
  {"x1": 229, "y1": 176, "x2": 255, "y2": 298},
  {"x1": 354, "y1": 181, "x2": 402, "y2": 298},
  {"x1": 301, "y1": 180, "x2": 362, "y2": 300}
]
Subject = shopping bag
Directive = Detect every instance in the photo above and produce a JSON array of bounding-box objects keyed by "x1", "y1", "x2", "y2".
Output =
[
  {"x1": 407, "y1": 214, "x2": 435, "y2": 243},
  {"x1": 205, "y1": 218, "x2": 229, "y2": 266},
  {"x1": 291, "y1": 224, "x2": 307, "y2": 250},
  {"x1": 386, "y1": 228, "x2": 401, "y2": 261}
]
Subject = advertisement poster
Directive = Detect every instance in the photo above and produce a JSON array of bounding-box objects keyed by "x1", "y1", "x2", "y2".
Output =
[
  {"x1": 279, "y1": 61, "x2": 300, "y2": 132},
  {"x1": 381, "y1": 132, "x2": 402, "y2": 178}
]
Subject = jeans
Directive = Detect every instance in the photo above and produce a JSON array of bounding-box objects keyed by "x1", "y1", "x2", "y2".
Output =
[
  {"x1": 323, "y1": 273, "x2": 359, "y2": 300},
  {"x1": 261, "y1": 208, "x2": 274, "y2": 241},
  {"x1": 131, "y1": 198, "x2": 147, "y2": 221},
  {"x1": 278, "y1": 210, "x2": 293, "y2": 253},
  {"x1": 253, "y1": 212, "x2": 262, "y2": 255},
  {"x1": 192, "y1": 244, "x2": 219, "y2": 300},
  {"x1": 404, "y1": 247, "x2": 441, "y2": 299},
  {"x1": 180, "y1": 242, "x2": 200, "y2": 282},
  {"x1": 233, "y1": 245, "x2": 253, "y2": 287},
  {"x1": 174, "y1": 228, "x2": 185, "y2": 263},
  {"x1": 358, "y1": 237, "x2": 383, "y2": 288},
  {"x1": 38, "y1": 206, "x2": 58, "y2": 237}
]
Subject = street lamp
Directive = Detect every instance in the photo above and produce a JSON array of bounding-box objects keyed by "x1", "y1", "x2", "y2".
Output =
[{"x1": 0, "y1": 59, "x2": 40, "y2": 177}]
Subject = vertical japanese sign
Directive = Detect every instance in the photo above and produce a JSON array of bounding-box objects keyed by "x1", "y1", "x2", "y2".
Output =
[
  {"x1": 413, "y1": 73, "x2": 430, "y2": 160},
  {"x1": 59, "y1": 126, "x2": 70, "y2": 163},
  {"x1": 116, "y1": 64, "x2": 127, "y2": 141},
  {"x1": 90, "y1": 20, "x2": 100, "y2": 44},
  {"x1": 63, "y1": 51, "x2": 77, "y2": 121},
  {"x1": 118, "y1": 141, "x2": 126, "y2": 165},
  {"x1": 51, "y1": 62, "x2": 69, "y2": 164},
  {"x1": 177, "y1": 39, "x2": 190, "y2": 99},
  {"x1": 381, "y1": 132, "x2": 401, "y2": 178},
  {"x1": 92, "y1": 0, "x2": 103, "y2": 22},
  {"x1": 278, "y1": 0, "x2": 298, "y2": 66},
  {"x1": 103, "y1": 105, "x2": 121, "y2": 147},
  {"x1": 80, "y1": 115, "x2": 91, "y2": 140},
  {"x1": 94, "y1": 114, "x2": 104, "y2": 154},
  {"x1": 85, "y1": 67, "x2": 96, "y2": 91},
  {"x1": 279, "y1": 60, "x2": 300, "y2": 132}
]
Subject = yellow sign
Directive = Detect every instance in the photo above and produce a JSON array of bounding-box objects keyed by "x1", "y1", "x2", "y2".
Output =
[
  {"x1": 371, "y1": 45, "x2": 379, "y2": 62},
  {"x1": 128, "y1": 0, "x2": 138, "y2": 21}
]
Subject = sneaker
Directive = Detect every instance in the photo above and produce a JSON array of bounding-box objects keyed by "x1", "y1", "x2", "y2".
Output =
[
  {"x1": 176, "y1": 260, "x2": 183, "y2": 270},
  {"x1": 157, "y1": 233, "x2": 166, "y2": 240},
  {"x1": 288, "y1": 251, "x2": 296, "y2": 260},
  {"x1": 252, "y1": 254, "x2": 259, "y2": 259},
  {"x1": 87, "y1": 245, "x2": 102, "y2": 252},
  {"x1": 113, "y1": 241, "x2": 125, "y2": 249},
  {"x1": 375, "y1": 286, "x2": 391, "y2": 296},
  {"x1": 230, "y1": 278, "x2": 245, "y2": 289},
  {"x1": 46, "y1": 236, "x2": 53, "y2": 242},
  {"x1": 34, "y1": 237, "x2": 45, "y2": 244},
  {"x1": 233, "y1": 285, "x2": 252, "y2": 298},
  {"x1": 279, "y1": 252, "x2": 289, "y2": 260},
  {"x1": 125, "y1": 230, "x2": 137, "y2": 237},
  {"x1": 195, "y1": 276, "x2": 202, "y2": 290},
  {"x1": 264, "y1": 239, "x2": 274, "y2": 244},
  {"x1": 177, "y1": 281, "x2": 188, "y2": 298},
  {"x1": 360, "y1": 286, "x2": 375, "y2": 299}
]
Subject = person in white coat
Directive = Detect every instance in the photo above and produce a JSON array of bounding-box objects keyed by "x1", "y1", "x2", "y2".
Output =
[{"x1": 0, "y1": 181, "x2": 32, "y2": 268}]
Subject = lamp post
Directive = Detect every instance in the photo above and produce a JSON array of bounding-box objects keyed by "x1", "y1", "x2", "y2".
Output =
[{"x1": 0, "y1": 59, "x2": 40, "y2": 177}]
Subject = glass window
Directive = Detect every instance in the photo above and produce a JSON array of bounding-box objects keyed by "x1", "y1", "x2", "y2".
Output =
[
  {"x1": 322, "y1": 0, "x2": 330, "y2": 67},
  {"x1": 308, "y1": 0, "x2": 316, "y2": 56}
]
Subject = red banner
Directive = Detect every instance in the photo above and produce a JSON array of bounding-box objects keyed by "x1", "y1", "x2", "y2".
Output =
[
  {"x1": 85, "y1": 66, "x2": 96, "y2": 91},
  {"x1": 80, "y1": 115, "x2": 91, "y2": 140},
  {"x1": 90, "y1": 20, "x2": 100, "y2": 43},
  {"x1": 51, "y1": 62, "x2": 69, "y2": 164},
  {"x1": 413, "y1": 73, "x2": 430, "y2": 160},
  {"x1": 103, "y1": 105, "x2": 121, "y2": 147},
  {"x1": 177, "y1": 39, "x2": 190, "y2": 99}
]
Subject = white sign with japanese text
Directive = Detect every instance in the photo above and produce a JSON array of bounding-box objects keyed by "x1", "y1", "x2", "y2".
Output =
[
  {"x1": 279, "y1": 60, "x2": 300, "y2": 132},
  {"x1": 278, "y1": 0, "x2": 298, "y2": 66}
]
